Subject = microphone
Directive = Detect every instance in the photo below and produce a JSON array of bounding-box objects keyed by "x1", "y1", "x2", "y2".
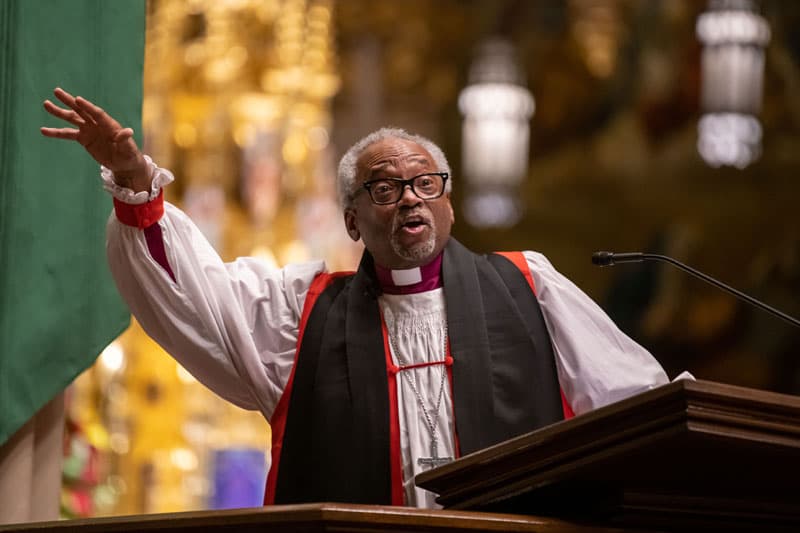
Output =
[
  {"x1": 591, "y1": 251, "x2": 644, "y2": 266},
  {"x1": 592, "y1": 251, "x2": 800, "y2": 329}
]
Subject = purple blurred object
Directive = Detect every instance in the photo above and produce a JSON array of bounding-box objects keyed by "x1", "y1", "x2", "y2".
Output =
[{"x1": 210, "y1": 448, "x2": 268, "y2": 509}]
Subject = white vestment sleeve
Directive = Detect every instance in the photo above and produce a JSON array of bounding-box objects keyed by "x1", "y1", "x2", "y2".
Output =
[
  {"x1": 524, "y1": 251, "x2": 668, "y2": 415},
  {"x1": 106, "y1": 201, "x2": 324, "y2": 420}
]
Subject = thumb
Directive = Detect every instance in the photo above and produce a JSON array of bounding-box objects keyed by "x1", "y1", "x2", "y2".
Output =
[{"x1": 113, "y1": 128, "x2": 134, "y2": 142}]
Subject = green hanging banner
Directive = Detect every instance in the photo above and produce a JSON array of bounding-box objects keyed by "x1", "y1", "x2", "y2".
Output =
[{"x1": 0, "y1": 0, "x2": 145, "y2": 445}]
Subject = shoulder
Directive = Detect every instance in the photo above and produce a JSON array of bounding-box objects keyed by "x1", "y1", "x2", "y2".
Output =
[
  {"x1": 521, "y1": 250, "x2": 555, "y2": 269},
  {"x1": 490, "y1": 250, "x2": 557, "y2": 275},
  {"x1": 519, "y1": 251, "x2": 564, "y2": 282}
]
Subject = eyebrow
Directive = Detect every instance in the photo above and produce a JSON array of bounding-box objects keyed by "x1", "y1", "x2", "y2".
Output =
[{"x1": 368, "y1": 155, "x2": 431, "y2": 178}]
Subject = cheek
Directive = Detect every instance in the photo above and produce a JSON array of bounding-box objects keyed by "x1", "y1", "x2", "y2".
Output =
[
  {"x1": 359, "y1": 209, "x2": 394, "y2": 240},
  {"x1": 433, "y1": 203, "x2": 454, "y2": 230}
]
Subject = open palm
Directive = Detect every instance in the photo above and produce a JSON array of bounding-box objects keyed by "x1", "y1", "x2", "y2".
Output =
[{"x1": 41, "y1": 88, "x2": 147, "y2": 183}]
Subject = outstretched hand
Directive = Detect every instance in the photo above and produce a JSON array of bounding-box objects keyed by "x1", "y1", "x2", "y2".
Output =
[{"x1": 41, "y1": 88, "x2": 151, "y2": 192}]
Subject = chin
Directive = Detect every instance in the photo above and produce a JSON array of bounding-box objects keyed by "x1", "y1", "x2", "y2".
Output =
[{"x1": 392, "y1": 238, "x2": 437, "y2": 266}]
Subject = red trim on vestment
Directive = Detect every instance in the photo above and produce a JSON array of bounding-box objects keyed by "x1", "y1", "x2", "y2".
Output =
[
  {"x1": 496, "y1": 251, "x2": 537, "y2": 295},
  {"x1": 396, "y1": 360, "x2": 448, "y2": 372},
  {"x1": 263, "y1": 271, "x2": 351, "y2": 505},
  {"x1": 495, "y1": 252, "x2": 574, "y2": 421},
  {"x1": 381, "y1": 315, "x2": 405, "y2": 506},
  {"x1": 113, "y1": 190, "x2": 165, "y2": 229},
  {"x1": 560, "y1": 390, "x2": 575, "y2": 419},
  {"x1": 444, "y1": 341, "x2": 460, "y2": 459}
]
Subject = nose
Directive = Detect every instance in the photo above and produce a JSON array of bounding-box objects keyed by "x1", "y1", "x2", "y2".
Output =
[{"x1": 397, "y1": 182, "x2": 422, "y2": 207}]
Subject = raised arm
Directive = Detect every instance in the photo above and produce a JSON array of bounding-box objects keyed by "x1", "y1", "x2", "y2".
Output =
[
  {"x1": 40, "y1": 87, "x2": 325, "y2": 420},
  {"x1": 41, "y1": 87, "x2": 151, "y2": 193}
]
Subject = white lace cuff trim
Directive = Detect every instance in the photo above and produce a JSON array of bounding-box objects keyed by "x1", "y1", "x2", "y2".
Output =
[{"x1": 100, "y1": 155, "x2": 175, "y2": 205}]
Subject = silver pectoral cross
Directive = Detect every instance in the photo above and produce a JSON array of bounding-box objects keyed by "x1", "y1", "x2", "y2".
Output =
[{"x1": 417, "y1": 437, "x2": 454, "y2": 469}]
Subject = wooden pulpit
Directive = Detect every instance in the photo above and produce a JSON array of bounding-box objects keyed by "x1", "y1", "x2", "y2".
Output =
[
  {"x1": 0, "y1": 503, "x2": 622, "y2": 532},
  {"x1": 4, "y1": 380, "x2": 798, "y2": 532},
  {"x1": 416, "y1": 379, "x2": 800, "y2": 531}
]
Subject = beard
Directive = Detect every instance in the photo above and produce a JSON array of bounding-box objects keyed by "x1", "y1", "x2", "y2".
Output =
[{"x1": 389, "y1": 212, "x2": 437, "y2": 263}]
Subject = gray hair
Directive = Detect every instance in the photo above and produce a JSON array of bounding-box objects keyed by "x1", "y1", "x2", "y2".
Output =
[{"x1": 336, "y1": 127, "x2": 452, "y2": 209}]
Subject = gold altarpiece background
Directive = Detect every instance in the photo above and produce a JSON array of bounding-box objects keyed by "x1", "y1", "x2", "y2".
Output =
[
  {"x1": 64, "y1": 0, "x2": 800, "y2": 518},
  {"x1": 67, "y1": 0, "x2": 361, "y2": 516}
]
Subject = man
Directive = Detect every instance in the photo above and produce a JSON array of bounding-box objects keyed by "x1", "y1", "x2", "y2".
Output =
[{"x1": 42, "y1": 88, "x2": 668, "y2": 508}]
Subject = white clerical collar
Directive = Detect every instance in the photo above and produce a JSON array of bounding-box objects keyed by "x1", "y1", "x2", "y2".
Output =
[
  {"x1": 390, "y1": 267, "x2": 422, "y2": 286},
  {"x1": 374, "y1": 253, "x2": 444, "y2": 295}
]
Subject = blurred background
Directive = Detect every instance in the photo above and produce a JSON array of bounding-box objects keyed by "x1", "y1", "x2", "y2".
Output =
[{"x1": 63, "y1": 0, "x2": 800, "y2": 519}]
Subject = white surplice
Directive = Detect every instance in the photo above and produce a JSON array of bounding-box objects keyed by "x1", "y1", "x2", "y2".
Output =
[
  {"x1": 102, "y1": 161, "x2": 668, "y2": 508},
  {"x1": 380, "y1": 289, "x2": 453, "y2": 508}
]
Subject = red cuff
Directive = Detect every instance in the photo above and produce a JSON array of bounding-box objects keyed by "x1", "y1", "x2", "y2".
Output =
[{"x1": 113, "y1": 190, "x2": 164, "y2": 229}]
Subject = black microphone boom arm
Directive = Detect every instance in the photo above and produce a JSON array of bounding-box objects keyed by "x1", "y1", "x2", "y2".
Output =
[{"x1": 592, "y1": 251, "x2": 800, "y2": 329}]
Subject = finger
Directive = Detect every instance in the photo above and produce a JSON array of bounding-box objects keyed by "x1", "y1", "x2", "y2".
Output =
[
  {"x1": 56, "y1": 89, "x2": 95, "y2": 125},
  {"x1": 43, "y1": 100, "x2": 85, "y2": 127},
  {"x1": 112, "y1": 128, "x2": 134, "y2": 142},
  {"x1": 40, "y1": 126, "x2": 79, "y2": 140},
  {"x1": 75, "y1": 96, "x2": 120, "y2": 131},
  {"x1": 70, "y1": 97, "x2": 97, "y2": 125},
  {"x1": 53, "y1": 87, "x2": 77, "y2": 107}
]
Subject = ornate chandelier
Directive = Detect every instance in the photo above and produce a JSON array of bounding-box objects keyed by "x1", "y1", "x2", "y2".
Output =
[
  {"x1": 696, "y1": 0, "x2": 771, "y2": 169},
  {"x1": 458, "y1": 38, "x2": 534, "y2": 228}
]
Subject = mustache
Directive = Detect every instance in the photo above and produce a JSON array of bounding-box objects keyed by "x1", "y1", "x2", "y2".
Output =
[{"x1": 391, "y1": 209, "x2": 432, "y2": 231}]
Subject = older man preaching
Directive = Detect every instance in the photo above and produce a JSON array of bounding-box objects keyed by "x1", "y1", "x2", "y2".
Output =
[{"x1": 41, "y1": 87, "x2": 667, "y2": 508}]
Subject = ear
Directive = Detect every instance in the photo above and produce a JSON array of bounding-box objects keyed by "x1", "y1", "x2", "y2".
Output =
[
  {"x1": 446, "y1": 193, "x2": 455, "y2": 225},
  {"x1": 344, "y1": 208, "x2": 361, "y2": 242}
]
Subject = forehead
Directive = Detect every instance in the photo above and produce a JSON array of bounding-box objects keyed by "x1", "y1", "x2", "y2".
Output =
[{"x1": 356, "y1": 137, "x2": 435, "y2": 178}]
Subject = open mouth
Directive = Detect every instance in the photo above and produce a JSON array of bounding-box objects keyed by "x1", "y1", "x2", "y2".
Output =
[{"x1": 397, "y1": 216, "x2": 429, "y2": 235}]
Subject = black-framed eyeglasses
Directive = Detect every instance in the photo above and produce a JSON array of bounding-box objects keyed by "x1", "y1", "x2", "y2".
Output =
[{"x1": 361, "y1": 172, "x2": 449, "y2": 205}]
